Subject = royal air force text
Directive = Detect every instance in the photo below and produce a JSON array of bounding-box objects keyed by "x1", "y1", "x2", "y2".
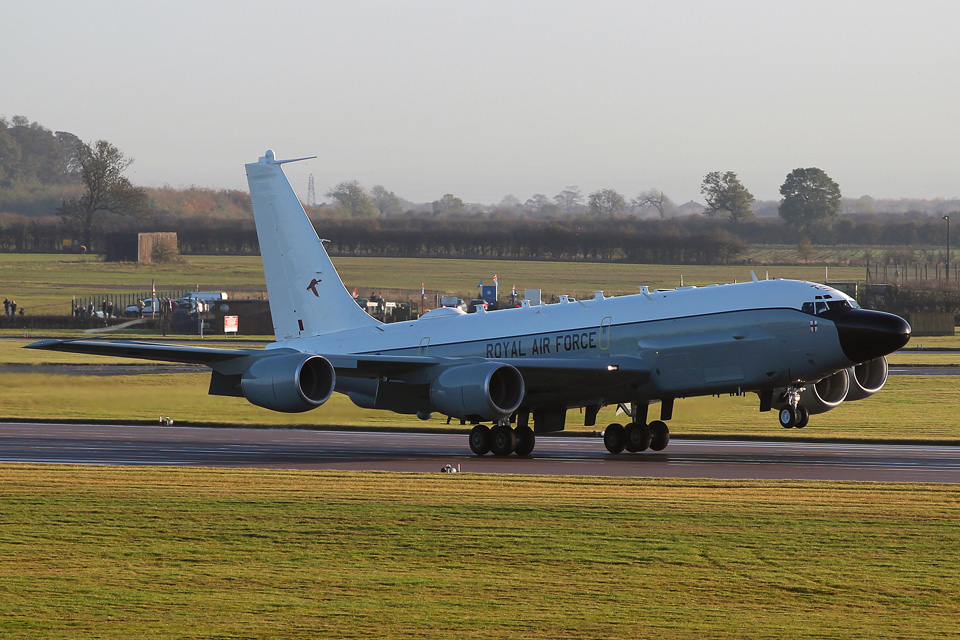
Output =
[{"x1": 485, "y1": 330, "x2": 599, "y2": 358}]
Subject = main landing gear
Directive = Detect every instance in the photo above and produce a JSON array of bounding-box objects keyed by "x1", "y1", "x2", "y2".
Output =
[
  {"x1": 603, "y1": 401, "x2": 671, "y2": 454},
  {"x1": 469, "y1": 423, "x2": 535, "y2": 457},
  {"x1": 603, "y1": 420, "x2": 669, "y2": 454}
]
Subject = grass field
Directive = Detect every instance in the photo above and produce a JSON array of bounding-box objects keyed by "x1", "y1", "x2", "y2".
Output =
[
  {"x1": 2, "y1": 337, "x2": 959, "y2": 440},
  {"x1": 1, "y1": 366, "x2": 958, "y2": 441},
  {"x1": 2, "y1": 252, "x2": 959, "y2": 639},
  {"x1": 1, "y1": 466, "x2": 957, "y2": 640},
  {"x1": 1, "y1": 253, "x2": 870, "y2": 316}
]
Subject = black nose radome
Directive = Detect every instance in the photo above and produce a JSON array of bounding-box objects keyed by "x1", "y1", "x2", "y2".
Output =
[{"x1": 832, "y1": 309, "x2": 911, "y2": 364}]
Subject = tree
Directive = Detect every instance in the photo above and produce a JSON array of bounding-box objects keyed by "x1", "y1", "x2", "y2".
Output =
[
  {"x1": 327, "y1": 180, "x2": 378, "y2": 217},
  {"x1": 524, "y1": 194, "x2": 560, "y2": 216},
  {"x1": 370, "y1": 184, "x2": 403, "y2": 216},
  {"x1": 0, "y1": 116, "x2": 80, "y2": 186},
  {"x1": 700, "y1": 171, "x2": 754, "y2": 221},
  {"x1": 58, "y1": 140, "x2": 151, "y2": 249},
  {"x1": 432, "y1": 193, "x2": 465, "y2": 215},
  {"x1": 588, "y1": 188, "x2": 627, "y2": 217},
  {"x1": 631, "y1": 188, "x2": 674, "y2": 219},
  {"x1": 778, "y1": 167, "x2": 841, "y2": 230},
  {"x1": 554, "y1": 186, "x2": 583, "y2": 212}
]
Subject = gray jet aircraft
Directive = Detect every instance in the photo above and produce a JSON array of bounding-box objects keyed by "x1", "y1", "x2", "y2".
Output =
[{"x1": 27, "y1": 150, "x2": 912, "y2": 456}]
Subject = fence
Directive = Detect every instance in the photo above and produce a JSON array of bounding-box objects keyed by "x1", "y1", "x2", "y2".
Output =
[{"x1": 70, "y1": 290, "x2": 190, "y2": 317}]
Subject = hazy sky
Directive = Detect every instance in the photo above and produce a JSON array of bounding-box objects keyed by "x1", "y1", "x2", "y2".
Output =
[{"x1": 4, "y1": 0, "x2": 959, "y2": 204}]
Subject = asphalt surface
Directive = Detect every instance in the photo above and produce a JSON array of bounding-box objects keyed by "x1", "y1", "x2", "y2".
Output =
[{"x1": 2, "y1": 422, "x2": 959, "y2": 482}]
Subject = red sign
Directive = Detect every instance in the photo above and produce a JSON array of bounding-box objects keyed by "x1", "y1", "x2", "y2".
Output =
[{"x1": 224, "y1": 315, "x2": 239, "y2": 333}]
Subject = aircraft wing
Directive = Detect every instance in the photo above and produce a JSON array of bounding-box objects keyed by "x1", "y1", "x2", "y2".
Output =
[
  {"x1": 25, "y1": 338, "x2": 648, "y2": 390},
  {"x1": 24, "y1": 338, "x2": 264, "y2": 365},
  {"x1": 24, "y1": 338, "x2": 446, "y2": 377}
]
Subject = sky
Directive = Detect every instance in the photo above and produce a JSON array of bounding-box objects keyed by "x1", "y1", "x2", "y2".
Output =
[{"x1": 3, "y1": 0, "x2": 960, "y2": 205}]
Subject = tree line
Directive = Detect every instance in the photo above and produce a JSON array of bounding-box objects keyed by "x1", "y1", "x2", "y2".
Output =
[
  {"x1": 0, "y1": 215, "x2": 744, "y2": 264},
  {"x1": 1, "y1": 115, "x2": 955, "y2": 264},
  {"x1": 3, "y1": 212, "x2": 955, "y2": 267}
]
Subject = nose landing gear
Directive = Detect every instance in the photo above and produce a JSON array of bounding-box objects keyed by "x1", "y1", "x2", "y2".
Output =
[{"x1": 778, "y1": 385, "x2": 810, "y2": 429}]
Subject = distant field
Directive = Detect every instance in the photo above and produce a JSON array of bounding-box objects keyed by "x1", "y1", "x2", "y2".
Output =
[
  {"x1": 0, "y1": 252, "x2": 870, "y2": 316},
  {"x1": 1, "y1": 466, "x2": 958, "y2": 639}
]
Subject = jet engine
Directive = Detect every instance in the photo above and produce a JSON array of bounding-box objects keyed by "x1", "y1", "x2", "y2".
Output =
[
  {"x1": 795, "y1": 368, "x2": 851, "y2": 415},
  {"x1": 241, "y1": 353, "x2": 335, "y2": 412},
  {"x1": 429, "y1": 362, "x2": 524, "y2": 421},
  {"x1": 845, "y1": 356, "x2": 888, "y2": 402}
]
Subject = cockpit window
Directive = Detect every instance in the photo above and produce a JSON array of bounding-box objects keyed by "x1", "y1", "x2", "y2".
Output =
[{"x1": 802, "y1": 299, "x2": 853, "y2": 315}]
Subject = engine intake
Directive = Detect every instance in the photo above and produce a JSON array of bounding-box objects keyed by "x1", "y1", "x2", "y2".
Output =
[
  {"x1": 799, "y1": 368, "x2": 850, "y2": 414},
  {"x1": 241, "y1": 353, "x2": 335, "y2": 412},
  {"x1": 845, "y1": 356, "x2": 888, "y2": 402},
  {"x1": 429, "y1": 362, "x2": 524, "y2": 421}
]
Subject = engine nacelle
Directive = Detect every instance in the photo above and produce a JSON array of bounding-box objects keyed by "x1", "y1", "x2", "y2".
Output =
[
  {"x1": 845, "y1": 356, "x2": 888, "y2": 402},
  {"x1": 429, "y1": 362, "x2": 524, "y2": 421},
  {"x1": 797, "y1": 368, "x2": 851, "y2": 415},
  {"x1": 241, "y1": 353, "x2": 335, "y2": 412}
]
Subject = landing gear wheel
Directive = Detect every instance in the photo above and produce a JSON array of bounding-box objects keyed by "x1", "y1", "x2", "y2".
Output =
[
  {"x1": 603, "y1": 423, "x2": 626, "y2": 454},
  {"x1": 514, "y1": 425, "x2": 535, "y2": 456},
  {"x1": 779, "y1": 406, "x2": 797, "y2": 429},
  {"x1": 624, "y1": 422, "x2": 651, "y2": 452},
  {"x1": 490, "y1": 424, "x2": 517, "y2": 457},
  {"x1": 649, "y1": 420, "x2": 670, "y2": 451},
  {"x1": 795, "y1": 405, "x2": 809, "y2": 429},
  {"x1": 468, "y1": 424, "x2": 491, "y2": 456}
]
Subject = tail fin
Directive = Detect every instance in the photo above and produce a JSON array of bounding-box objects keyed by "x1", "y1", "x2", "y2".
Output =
[{"x1": 245, "y1": 150, "x2": 380, "y2": 341}]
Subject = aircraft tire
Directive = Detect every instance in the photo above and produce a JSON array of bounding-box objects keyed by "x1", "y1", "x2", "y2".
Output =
[
  {"x1": 469, "y1": 425, "x2": 491, "y2": 456},
  {"x1": 624, "y1": 422, "x2": 651, "y2": 452},
  {"x1": 490, "y1": 424, "x2": 517, "y2": 457},
  {"x1": 514, "y1": 425, "x2": 535, "y2": 456},
  {"x1": 779, "y1": 406, "x2": 797, "y2": 429},
  {"x1": 649, "y1": 420, "x2": 670, "y2": 451},
  {"x1": 603, "y1": 423, "x2": 626, "y2": 454},
  {"x1": 795, "y1": 405, "x2": 809, "y2": 429}
]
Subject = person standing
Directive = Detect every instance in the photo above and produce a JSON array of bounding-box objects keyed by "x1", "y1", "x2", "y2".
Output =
[
  {"x1": 3, "y1": 298, "x2": 9, "y2": 316},
  {"x1": 106, "y1": 300, "x2": 114, "y2": 317},
  {"x1": 10, "y1": 300, "x2": 17, "y2": 315},
  {"x1": 137, "y1": 299, "x2": 144, "y2": 318}
]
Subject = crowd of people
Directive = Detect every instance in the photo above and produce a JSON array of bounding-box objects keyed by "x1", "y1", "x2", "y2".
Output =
[
  {"x1": 3, "y1": 297, "x2": 23, "y2": 316},
  {"x1": 72, "y1": 298, "x2": 117, "y2": 318}
]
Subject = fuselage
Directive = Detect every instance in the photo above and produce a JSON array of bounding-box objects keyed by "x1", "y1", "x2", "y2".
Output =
[{"x1": 268, "y1": 278, "x2": 895, "y2": 408}]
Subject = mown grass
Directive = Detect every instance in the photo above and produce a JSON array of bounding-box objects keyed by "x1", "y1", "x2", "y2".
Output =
[
  {"x1": 1, "y1": 253, "x2": 868, "y2": 316},
  {"x1": 0, "y1": 466, "x2": 957, "y2": 640},
  {"x1": 1, "y1": 368, "x2": 958, "y2": 441}
]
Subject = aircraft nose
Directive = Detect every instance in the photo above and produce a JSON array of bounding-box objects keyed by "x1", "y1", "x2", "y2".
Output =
[{"x1": 832, "y1": 309, "x2": 911, "y2": 364}]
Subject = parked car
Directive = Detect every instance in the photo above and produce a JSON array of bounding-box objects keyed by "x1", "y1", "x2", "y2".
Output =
[
  {"x1": 440, "y1": 296, "x2": 466, "y2": 310},
  {"x1": 467, "y1": 298, "x2": 488, "y2": 313},
  {"x1": 123, "y1": 298, "x2": 160, "y2": 317}
]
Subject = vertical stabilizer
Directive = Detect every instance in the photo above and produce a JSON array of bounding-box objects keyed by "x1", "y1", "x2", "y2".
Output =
[{"x1": 245, "y1": 150, "x2": 380, "y2": 341}]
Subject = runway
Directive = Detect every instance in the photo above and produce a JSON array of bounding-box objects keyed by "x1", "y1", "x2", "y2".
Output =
[{"x1": 1, "y1": 422, "x2": 959, "y2": 482}]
